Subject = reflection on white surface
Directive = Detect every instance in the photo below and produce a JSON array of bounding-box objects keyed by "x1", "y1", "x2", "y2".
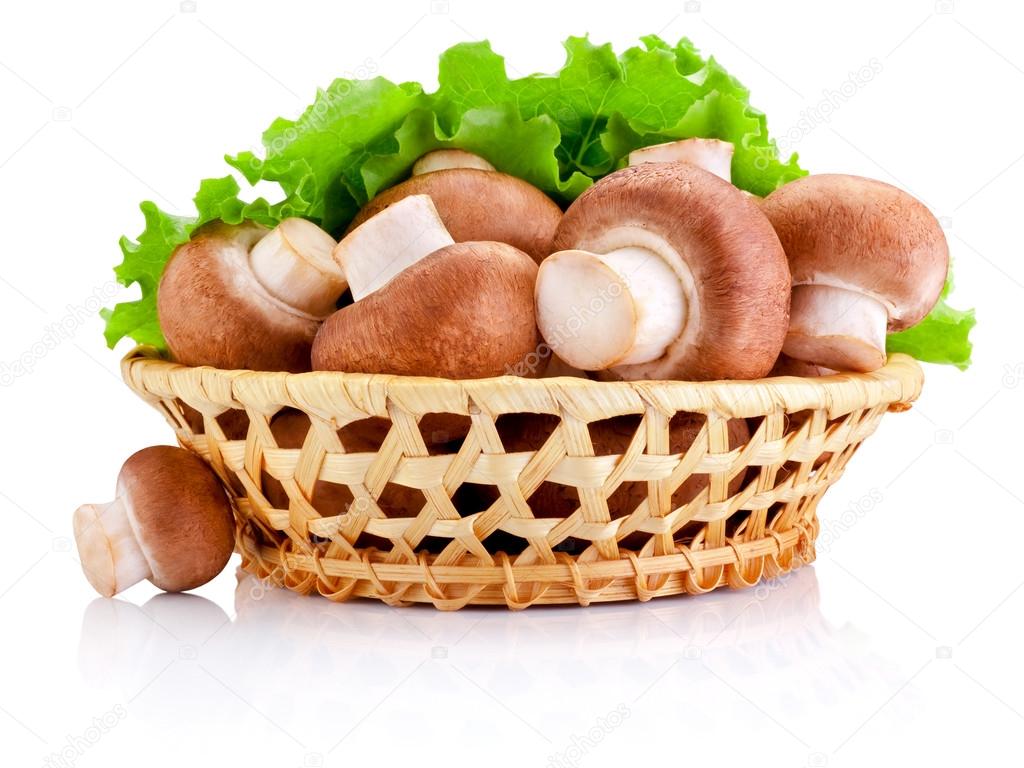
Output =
[{"x1": 75, "y1": 565, "x2": 920, "y2": 763}]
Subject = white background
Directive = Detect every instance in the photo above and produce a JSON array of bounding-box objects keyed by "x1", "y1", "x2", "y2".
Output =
[{"x1": 1, "y1": 1, "x2": 1021, "y2": 766}]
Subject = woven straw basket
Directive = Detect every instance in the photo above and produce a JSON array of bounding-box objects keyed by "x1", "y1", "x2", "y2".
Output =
[{"x1": 121, "y1": 347, "x2": 923, "y2": 610}]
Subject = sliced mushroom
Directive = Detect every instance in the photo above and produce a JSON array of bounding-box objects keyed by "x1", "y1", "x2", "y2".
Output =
[
  {"x1": 628, "y1": 138, "x2": 735, "y2": 181},
  {"x1": 73, "y1": 446, "x2": 234, "y2": 597},
  {"x1": 346, "y1": 151, "x2": 562, "y2": 263},
  {"x1": 158, "y1": 219, "x2": 345, "y2": 372},
  {"x1": 760, "y1": 174, "x2": 949, "y2": 372},
  {"x1": 535, "y1": 162, "x2": 790, "y2": 381}
]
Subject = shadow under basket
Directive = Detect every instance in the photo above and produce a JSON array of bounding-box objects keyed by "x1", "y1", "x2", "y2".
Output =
[{"x1": 121, "y1": 348, "x2": 923, "y2": 610}]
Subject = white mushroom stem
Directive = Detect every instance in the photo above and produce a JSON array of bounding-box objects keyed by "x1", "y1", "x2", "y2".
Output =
[
  {"x1": 628, "y1": 138, "x2": 734, "y2": 182},
  {"x1": 334, "y1": 194, "x2": 455, "y2": 301},
  {"x1": 535, "y1": 248, "x2": 686, "y2": 371},
  {"x1": 412, "y1": 149, "x2": 495, "y2": 175},
  {"x1": 783, "y1": 284, "x2": 889, "y2": 372},
  {"x1": 73, "y1": 500, "x2": 150, "y2": 598},
  {"x1": 249, "y1": 218, "x2": 346, "y2": 316}
]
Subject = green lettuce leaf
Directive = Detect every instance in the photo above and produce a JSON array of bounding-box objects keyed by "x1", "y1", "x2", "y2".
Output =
[{"x1": 102, "y1": 34, "x2": 974, "y2": 369}]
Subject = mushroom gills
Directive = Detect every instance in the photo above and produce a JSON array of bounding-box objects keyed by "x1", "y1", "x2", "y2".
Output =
[
  {"x1": 535, "y1": 247, "x2": 686, "y2": 371},
  {"x1": 73, "y1": 500, "x2": 150, "y2": 598},
  {"x1": 784, "y1": 284, "x2": 888, "y2": 372},
  {"x1": 334, "y1": 194, "x2": 455, "y2": 300},
  {"x1": 628, "y1": 138, "x2": 734, "y2": 182}
]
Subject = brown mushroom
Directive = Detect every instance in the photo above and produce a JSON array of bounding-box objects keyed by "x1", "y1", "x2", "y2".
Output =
[
  {"x1": 760, "y1": 174, "x2": 949, "y2": 372},
  {"x1": 628, "y1": 138, "x2": 735, "y2": 181},
  {"x1": 315, "y1": 205, "x2": 541, "y2": 378},
  {"x1": 158, "y1": 218, "x2": 344, "y2": 372},
  {"x1": 346, "y1": 150, "x2": 562, "y2": 263},
  {"x1": 535, "y1": 162, "x2": 790, "y2": 381},
  {"x1": 73, "y1": 446, "x2": 235, "y2": 597}
]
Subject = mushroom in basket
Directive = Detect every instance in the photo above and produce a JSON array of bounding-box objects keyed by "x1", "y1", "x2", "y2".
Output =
[
  {"x1": 534, "y1": 161, "x2": 792, "y2": 381},
  {"x1": 760, "y1": 174, "x2": 949, "y2": 373},
  {"x1": 158, "y1": 217, "x2": 344, "y2": 372},
  {"x1": 313, "y1": 194, "x2": 542, "y2": 379},
  {"x1": 346, "y1": 149, "x2": 562, "y2": 264}
]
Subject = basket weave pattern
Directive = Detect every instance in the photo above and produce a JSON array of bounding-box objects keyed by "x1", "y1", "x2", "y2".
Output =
[{"x1": 121, "y1": 348, "x2": 923, "y2": 609}]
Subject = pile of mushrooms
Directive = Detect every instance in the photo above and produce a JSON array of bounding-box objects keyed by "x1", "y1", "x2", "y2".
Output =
[
  {"x1": 76, "y1": 141, "x2": 950, "y2": 595},
  {"x1": 155, "y1": 141, "x2": 948, "y2": 381}
]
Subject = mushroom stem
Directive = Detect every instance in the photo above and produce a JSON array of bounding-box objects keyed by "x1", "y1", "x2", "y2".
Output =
[
  {"x1": 412, "y1": 149, "x2": 495, "y2": 175},
  {"x1": 73, "y1": 499, "x2": 151, "y2": 598},
  {"x1": 784, "y1": 284, "x2": 888, "y2": 372},
  {"x1": 628, "y1": 138, "x2": 734, "y2": 181},
  {"x1": 535, "y1": 247, "x2": 686, "y2": 371},
  {"x1": 333, "y1": 194, "x2": 456, "y2": 301},
  {"x1": 249, "y1": 218, "x2": 346, "y2": 316}
]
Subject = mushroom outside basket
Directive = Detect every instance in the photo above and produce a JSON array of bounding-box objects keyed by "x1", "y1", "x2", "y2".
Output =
[{"x1": 120, "y1": 346, "x2": 923, "y2": 610}]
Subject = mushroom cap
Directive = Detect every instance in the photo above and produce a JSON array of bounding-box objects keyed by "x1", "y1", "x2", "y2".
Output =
[
  {"x1": 553, "y1": 162, "x2": 791, "y2": 380},
  {"x1": 760, "y1": 174, "x2": 949, "y2": 331},
  {"x1": 117, "y1": 446, "x2": 235, "y2": 593},
  {"x1": 346, "y1": 169, "x2": 562, "y2": 263},
  {"x1": 158, "y1": 221, "x2": 321, "y2": 372},
  {"x1": 312, "y1": 241, "x2": 540, "y2": 379}
]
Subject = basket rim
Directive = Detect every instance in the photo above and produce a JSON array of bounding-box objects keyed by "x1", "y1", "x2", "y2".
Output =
[{"x1": 120, "y1": 346, "x2": 924, "y2": 421}]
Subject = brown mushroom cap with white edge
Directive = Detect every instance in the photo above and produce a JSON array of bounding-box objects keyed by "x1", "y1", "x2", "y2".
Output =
[
  {"x1": 760, "y1": 174, "x2": 949, "y2": 373},
  {"x1": 158, "y1": 219, "x2": 344, "y2": 372},
  {"x1": 313, "y1": 241, "x2": 540, "y2": 379},
  {"x1": 346, "y1": 153, "x2": 562, "y2": 263},
  {"x1": 537, "y1": 162, "x2": 791, "y2": 381},
  {"x1": 73, "y1": 446, "x2": 234, "y2": 597}
]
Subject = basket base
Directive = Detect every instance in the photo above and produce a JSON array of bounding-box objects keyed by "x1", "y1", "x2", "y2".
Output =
[{"x1": 236, "y1": 515, "x2": 818, "y2": 610}]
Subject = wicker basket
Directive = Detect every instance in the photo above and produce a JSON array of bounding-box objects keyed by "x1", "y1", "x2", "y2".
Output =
[{"x1": 121, "y1": 347, "x2": 923, "y2": 610}]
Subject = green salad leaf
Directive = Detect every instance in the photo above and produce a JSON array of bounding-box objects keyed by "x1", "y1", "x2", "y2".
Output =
[{"x1": 102, "y1": 34, "x2": 974, "y2": 370}]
